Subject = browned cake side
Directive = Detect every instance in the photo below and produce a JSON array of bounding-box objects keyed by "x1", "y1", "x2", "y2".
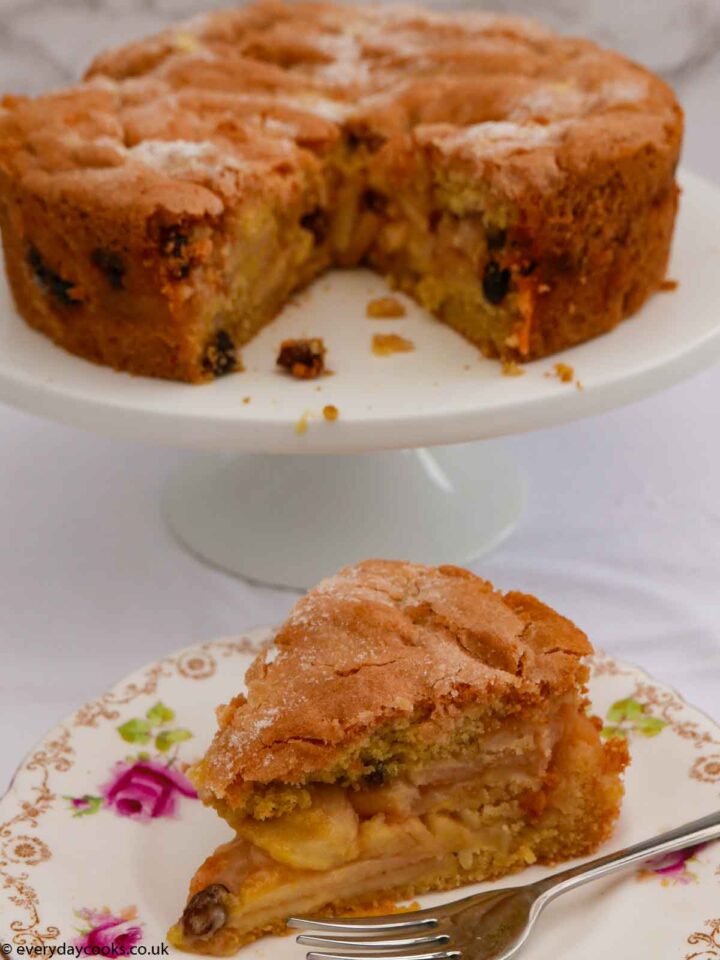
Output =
[{"x1": 0, "y1": 1, "x2": 683, "y2": 382}]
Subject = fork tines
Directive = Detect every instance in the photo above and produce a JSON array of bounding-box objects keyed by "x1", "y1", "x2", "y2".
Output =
[
  {"x1": 288, "y1": 916, "x2": 440, "y2": 935},
  {"x1": 288, "y1": 914, "x2": 461, "y2": 960},
  {"x1": 298, "y1": 933, "x2": 450, "y2": 952},
  {"x1": 289, "y1": 913, "x2": 460, "y2": 960}
]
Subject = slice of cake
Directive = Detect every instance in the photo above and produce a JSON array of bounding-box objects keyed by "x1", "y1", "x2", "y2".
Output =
[
  {"x1": 0, "y1": 1, "x2": 682, "y2": 381},
  {"x1": 168, "y1": 560, "x2": 628, "y2": 955}
]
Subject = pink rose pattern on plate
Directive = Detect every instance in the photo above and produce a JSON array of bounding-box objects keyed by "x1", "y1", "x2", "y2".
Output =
[
  {"x1": 638, "y1": 844, "x2": 707, "y2": 886},
  {"x1": 66, "y1": 702, "x2": 197, "y2": 822},
  {"x1": 100, "y1": 759, "x2": 196, "y2": 821},
  {"x1": 74, "y1": 906, "x2": 143, "y2": 954}
]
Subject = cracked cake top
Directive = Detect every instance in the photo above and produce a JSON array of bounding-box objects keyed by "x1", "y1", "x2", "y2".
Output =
[
  {"x1": 197, "y1": 559, "x2": 592, "y2": 804},
  {"x1": 0, "y1": 0, "x2": 680, "y2": 218}
]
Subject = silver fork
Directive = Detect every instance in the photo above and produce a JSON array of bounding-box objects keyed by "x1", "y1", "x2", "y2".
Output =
[{"x1": 289, "y1": 810, "x2": 720, "y2": 960}]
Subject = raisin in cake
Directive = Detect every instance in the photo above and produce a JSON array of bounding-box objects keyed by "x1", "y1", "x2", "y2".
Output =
[
  {"x1": 0, "y1": 2, "x2": 682, "y2": 381},
  {"x1": 168, "y1": 560, "x2": 628, "y2": 954}
]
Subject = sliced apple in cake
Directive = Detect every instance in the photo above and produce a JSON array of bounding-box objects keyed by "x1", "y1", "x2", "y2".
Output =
[{"x1": 168, "y1": 560, "x2": 628, "y2": 955}]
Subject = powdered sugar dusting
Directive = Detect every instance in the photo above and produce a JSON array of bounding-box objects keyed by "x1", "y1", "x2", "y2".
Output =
[
  {"x1": 435, "y1": 120, "x2": 568, "y2": 159},
  {"x1": 129, "y1": 139, "x2": 247, "y2": 176},
  {"x1": 315, "y1": 32, "x2": 371, "y2": 88},
  {"x1": 250, "y1": 706, "x2": 280, "y2": 737},
  {"x1": 599, "y1": 78, "x2": 650, "y2": 106},
  {"x1": 510, "y1": 84, "x2": 589, "y2": 122},
  {"x1": 261, "y1": 116, "x2": 300, "y2": 139},
  {"x1": 132, "y1": 138, "x2": 213, "y2": 162},
  {"x1": 285, "y1": 94, "x2": 352, "y2": 123},
  {"x1": 511, "y1": 77, "x2": 650, "y2": 123}
]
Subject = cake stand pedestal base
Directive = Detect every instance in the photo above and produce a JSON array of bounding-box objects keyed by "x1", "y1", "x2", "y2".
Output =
[{"x1": 163, "y1": 441, "x2": 526, "y2": 590}]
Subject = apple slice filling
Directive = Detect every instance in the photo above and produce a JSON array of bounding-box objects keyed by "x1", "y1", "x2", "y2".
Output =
[{"x1": 177, "y1": 734, "x2": 560, "y2": 947}]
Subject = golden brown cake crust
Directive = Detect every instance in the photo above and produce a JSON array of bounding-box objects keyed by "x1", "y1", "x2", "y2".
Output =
[
  {"x1": 0, "y1": 1, "x2": 683, "y2": 380},
  {"x1": 199, "y1": 560, "x2": 592, "y2": 803}
]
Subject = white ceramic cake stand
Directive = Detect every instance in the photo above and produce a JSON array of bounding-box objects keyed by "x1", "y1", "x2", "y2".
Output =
[{"x1": 1, "y1": 169, "x2": 719, "y2": 589}]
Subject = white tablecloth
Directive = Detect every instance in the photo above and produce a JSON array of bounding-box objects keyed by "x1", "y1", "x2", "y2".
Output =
[{"x1": 1, "y1": 0, "x2": 719, "y2": 791}]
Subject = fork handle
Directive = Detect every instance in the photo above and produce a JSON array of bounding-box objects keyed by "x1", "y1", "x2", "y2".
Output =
[{"x1": 533, "y1": 809, "x2": 720, "y2": 902}]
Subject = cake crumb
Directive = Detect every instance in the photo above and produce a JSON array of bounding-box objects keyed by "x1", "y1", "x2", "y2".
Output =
[
  {"x1": 372, "y1": 333, "x2": 414, "y2": 356},
  {"x1": 277, "y1": 338, "x2": 326, "y2": 379},
  {"x1": 242, "y1": 396, "x2": 251, "y2": 405},
  {"x1": 660, "y1": 278, "x2": 679, "y2": 292},
  {"x1": 295, "y1": 411, "x2": 311, "y2": 435},
  {"x1": 502, "y1": 360, "x2": 525, "y2": 378},
  {"x1": 366, "y1": 296, "x2": 406, "y2": 319},
  {"x1": 545, "y1": 362, "x2": 583, "y2": 389},
  {"x1": 551, "y1": 362, "x2": 574, "y2": 383},
  {"x1": 323, "y1": 404, "x2": 339, "y2": 421}
]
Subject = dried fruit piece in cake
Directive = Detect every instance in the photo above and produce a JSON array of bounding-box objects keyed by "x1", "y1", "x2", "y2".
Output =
[
  {"x1": 168, "y1": 560, "x2": 628, "y2": 955},
  {"x1": 276, "y1": 337, "x2": 326, "y2": 379}
]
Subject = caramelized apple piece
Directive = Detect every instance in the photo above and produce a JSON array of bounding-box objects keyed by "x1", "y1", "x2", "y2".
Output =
[{"x1": 237, "y1": 786, "x2": 359, "y2": 871}]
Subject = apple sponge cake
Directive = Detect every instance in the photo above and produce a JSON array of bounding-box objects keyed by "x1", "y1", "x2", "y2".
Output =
[
  {"x1": 0, "y1": 2, "x2": 682, "y2": 381},
  {"x1": 168, "y1": 560, "x2": 628, "y2": 955}
]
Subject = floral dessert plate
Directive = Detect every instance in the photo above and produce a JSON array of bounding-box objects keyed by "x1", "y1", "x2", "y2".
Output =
[{"x1": 1, "y1": 631, "x2": 719, "y2": 960}]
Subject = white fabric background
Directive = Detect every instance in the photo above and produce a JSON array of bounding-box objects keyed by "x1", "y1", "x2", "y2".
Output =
[{"x1": 1, "y1": 0, "x2": 719, "y2": 792}]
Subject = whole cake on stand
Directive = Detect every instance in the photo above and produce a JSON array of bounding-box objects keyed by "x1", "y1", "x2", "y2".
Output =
[{"x1": 0, "y1": 3, "x2": 717, "y2": 590}]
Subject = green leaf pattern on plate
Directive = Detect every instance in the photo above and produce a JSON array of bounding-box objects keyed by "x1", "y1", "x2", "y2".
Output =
[
  {"x1": 155, "y1": 728, "x2": 193, "y2": 752},
  {"x1": 117, "y1": 717, "x2": 153, "y2": 745},
  {"x1": 601, "y1": 697, "x2": 668, "y2": 741},
  {"x1": 118, "y1": 701, "x2": 191, "y2": 753},
  {"x1": 145, "y1": 702, "x2": 175, "y2": 726}
]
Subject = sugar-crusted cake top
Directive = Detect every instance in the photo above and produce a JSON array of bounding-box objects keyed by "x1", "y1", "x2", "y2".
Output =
[
  {"x1": 198, "y1": 559, "x2": 592, "y2": 801},
  {"x1": 0, "y1": 0, "x2": 680, "y2": 216}
]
